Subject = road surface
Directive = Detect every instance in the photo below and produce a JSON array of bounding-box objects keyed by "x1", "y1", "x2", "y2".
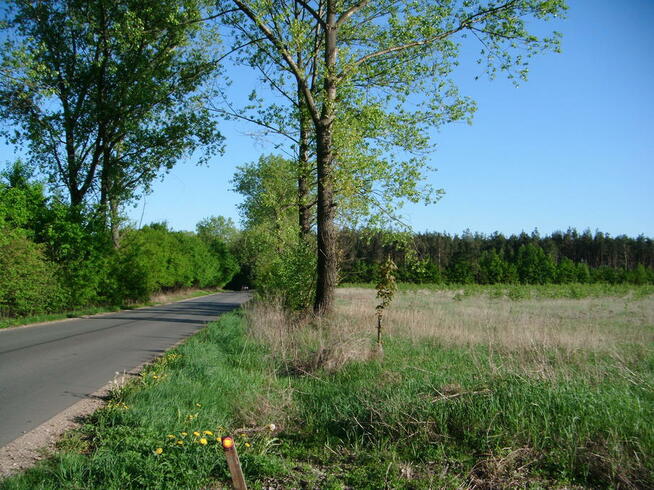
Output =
[{"x1": 0, "y1": 292, "x2": 250, "y2": 447}]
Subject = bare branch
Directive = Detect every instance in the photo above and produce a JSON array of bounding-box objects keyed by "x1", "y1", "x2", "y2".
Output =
[
  {"x1": 294, "y1": 0, "x2": 325, "y2": 27},
  {"x1": 212, "y1": 104, "x2": 301, "y2": 145},
  {"x1": 217, "y1": 37, "x2": 267, "y2": 64}
]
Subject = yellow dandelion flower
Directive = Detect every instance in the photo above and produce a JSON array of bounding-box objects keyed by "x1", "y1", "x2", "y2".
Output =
[
  {"x1": 244, "y1": 442, "x2": 251, "y2": 448},
  {"x1": 154, "y1": 447, "x2": 163, "y2": 455},
  {"x1": 193, "y1": 431, "x2": 200, "y2": 437},
  {"x1": 203, "y1": 430, "x2": 213, "y2": 436},
  {"x1": 199, "y1": 438, "x2": 208, "y2": 445},
  {"x1": 177, "y1": 440, "x2": 184, "y2": 445},
  {"x1": 216, "y1": 437, "x2": 222, "y2": 443},
  {"x1": 167, "y1": 434, "x2": 175, "y2": 439},
  {"x1": 240, "y1": 433, "x2": 247, "y2": 438}
]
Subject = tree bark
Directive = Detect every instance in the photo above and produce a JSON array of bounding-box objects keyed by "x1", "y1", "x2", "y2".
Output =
[
  {"x1": 313, "y1": 2, "x2": 338, "y2": 315},
  {"x1": 110, "y1": 197, "x2": 120, "y2": 247},
  {"x1": 314, "y1": 121, "x2": 338, "y2": 314},
  {"x1": 297, "y1": 105, "x2": 312, "y2": 240}
]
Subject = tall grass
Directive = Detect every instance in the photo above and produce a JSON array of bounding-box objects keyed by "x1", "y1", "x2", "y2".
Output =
[
  {"x1": 242, "y1": 288, "x2": 654, "y2": 487},
  {"x1": 2, "y1": 286, "x2": 652, "y2": 488}
]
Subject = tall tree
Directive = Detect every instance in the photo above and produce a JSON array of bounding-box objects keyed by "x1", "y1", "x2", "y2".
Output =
[
  {"x1": 0, "y1": 0, "x2": 223, "y2": 242},
  {"x1": 212, "y1": 3, "x2": 320, "y2": 242},
  {"x1": 227, "y1": 0, "x2": 565, "y2": 314}
]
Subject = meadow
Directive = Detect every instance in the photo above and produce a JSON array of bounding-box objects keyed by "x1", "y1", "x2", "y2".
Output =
[{"x1": 2, "y1": 285, "x2": 652, "y2": 489}]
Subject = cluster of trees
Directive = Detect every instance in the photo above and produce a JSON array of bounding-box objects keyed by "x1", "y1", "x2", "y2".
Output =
[
  {"x1": 218, "y1": 0, "x2": 567, "y2": 312},
  {"x1": 2, "y1": 0, "x2": 570, "y2": 315},
  {"x1": 0, "y1": 163, "x2": 237, "y2": 318},
  {"x1": 339, "y1": 229, "x2": 654, "y2": 285}
]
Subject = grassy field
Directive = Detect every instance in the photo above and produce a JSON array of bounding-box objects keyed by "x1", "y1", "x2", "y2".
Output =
[{"x1": 2, "y1": 285, "x2": 652, "y2": 489}]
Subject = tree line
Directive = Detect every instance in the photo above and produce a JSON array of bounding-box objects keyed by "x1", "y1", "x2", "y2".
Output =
[
  {"x1": 338, "y1": 228, "x2": 654, "y2": 285},
  {"x1": 0, "y1": 163, "x2": 237, "y2": 319}
]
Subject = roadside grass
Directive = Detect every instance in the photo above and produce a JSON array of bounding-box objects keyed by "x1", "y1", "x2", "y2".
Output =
[
  {"x1": 0, "y1": 288, "x2": 221, "y2": 330},
  {"x1": 2, "y1": 286, "x2": 653, "y2": 488},
  {"x1": 1, "y1": 311, "x2": 284, "y2": 489}
]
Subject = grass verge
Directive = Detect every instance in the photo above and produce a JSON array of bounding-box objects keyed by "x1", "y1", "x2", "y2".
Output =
[
  {"x1": 0, "y1": 288, "x2": 222, "y2": 330},
  {"x1": 2, "y1": 287, "x2": 653, "y2": 488}
]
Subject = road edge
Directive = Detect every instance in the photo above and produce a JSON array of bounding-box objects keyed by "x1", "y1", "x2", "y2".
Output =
[
  {"x1": 0, "y1": 289, "x2": 228, "y2": 333},
  {"x1": 0, "y1": 323, "x2": 208, "y2": 478}
]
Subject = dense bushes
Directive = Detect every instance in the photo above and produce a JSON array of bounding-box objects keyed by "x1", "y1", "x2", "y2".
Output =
[
  {"x1": 0, "y1": 229, "x2": 64, "y2": 316},
  {"x1": 105, "y1": 224, "x2": 239, "y2": 304},
  {"x1": 0, "y1": 169, "x2": 238, "y2": 319}
]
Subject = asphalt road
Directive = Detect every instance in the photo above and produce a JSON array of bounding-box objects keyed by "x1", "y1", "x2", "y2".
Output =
[{"x1": 0, "y1": 291, "x2": 250, "y2": 447}]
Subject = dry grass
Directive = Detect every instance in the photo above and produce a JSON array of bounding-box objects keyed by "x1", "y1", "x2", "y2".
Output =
[
  {"x1": 244, "y1": 298, "x2": 372, "y2": 374},
  {"x1": 338, "y1": 287, "x2": 654, "y2": 353},
  {"x1": 245, "y1": 287, "x2": 654, "y2": 381}
]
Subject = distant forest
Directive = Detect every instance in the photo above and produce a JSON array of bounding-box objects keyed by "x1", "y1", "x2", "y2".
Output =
[{"x1": 339, "y1": 229, "x2": 654, "y2": 284}]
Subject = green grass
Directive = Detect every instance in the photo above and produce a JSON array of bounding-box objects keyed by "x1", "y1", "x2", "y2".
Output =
[
  {"x1": 2, "y1": 312, "x2": 280, "y2": 489},
  {"x1": 341, "y1": 281, "x2": 654, "y2": 299},
  {"x1": 3, "y1": 292, "x2": 652, "y2": 489},
  {"x1": 0, "y1": 288, "x2": 220, "y2": 330}
]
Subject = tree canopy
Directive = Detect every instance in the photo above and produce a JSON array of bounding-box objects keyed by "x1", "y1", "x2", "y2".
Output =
[
  {"x1": 0, "y1": 0, "x2": 223, "y2": 238},
  {"x1": 223, "y1": 0, "x2": 567, "y2": 313}
]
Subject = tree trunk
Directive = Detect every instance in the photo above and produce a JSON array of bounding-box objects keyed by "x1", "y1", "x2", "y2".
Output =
[
  {"x1": 314, "y1": 122, "x2": 338, "y2": 315},
  {"x1": 110, "y1": 197, "x2": 120, "y2": 248},
  {"x1": 313, "y1": 3, "x2": 338, "y2": 315},
  {"x1": 297, "y1": 106, "x2": 312, "y2": 240}
]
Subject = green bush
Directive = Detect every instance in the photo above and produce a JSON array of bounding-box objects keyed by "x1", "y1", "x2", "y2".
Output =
[
  {"x1": 257, "y1": 239, "x2": 316, "y2": 311},
  {"x1": 0, "y1": 230, "x2": 64, "y2": 316},
  {"x1": 110, "y1": 224, "x2": 238, "y2": 303},
  {"x1": 37, "y1": 202, "x2": 113, "y2": 308}
]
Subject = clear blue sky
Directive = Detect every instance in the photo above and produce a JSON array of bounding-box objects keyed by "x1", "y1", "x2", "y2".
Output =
[{"x1": 2, "y1": 0, "x2": 653, "y2": 237}]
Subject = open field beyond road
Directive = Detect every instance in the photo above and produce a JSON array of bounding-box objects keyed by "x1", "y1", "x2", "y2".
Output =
[{"x1": 2, "y1": 286, "x2": 652, "y2": 489}]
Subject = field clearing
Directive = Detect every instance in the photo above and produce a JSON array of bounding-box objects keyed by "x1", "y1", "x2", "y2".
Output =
[
  {"x1": 246, "y1": 286, "x2": 654, "y2": 487},
  {"x1": 3, "y1": 286, "x2": 653, "y2": 489},
  {"x1": 339, "y1": 287, "x2": 653, "y2": 355}
]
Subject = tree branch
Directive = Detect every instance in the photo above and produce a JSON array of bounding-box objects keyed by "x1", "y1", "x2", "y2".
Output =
[
  {"x1": 340, "y1": 0, "x2": 519, "y2": 79},
  {"x1": 231, "y1": 0, "x2": 320, "y2": 125},
  {"x1": 336, "y1": 0, "x2": 369, "y2": 27},
  {"x1": 294, "y1": 0, "x2": 325, "y2": 27}
]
